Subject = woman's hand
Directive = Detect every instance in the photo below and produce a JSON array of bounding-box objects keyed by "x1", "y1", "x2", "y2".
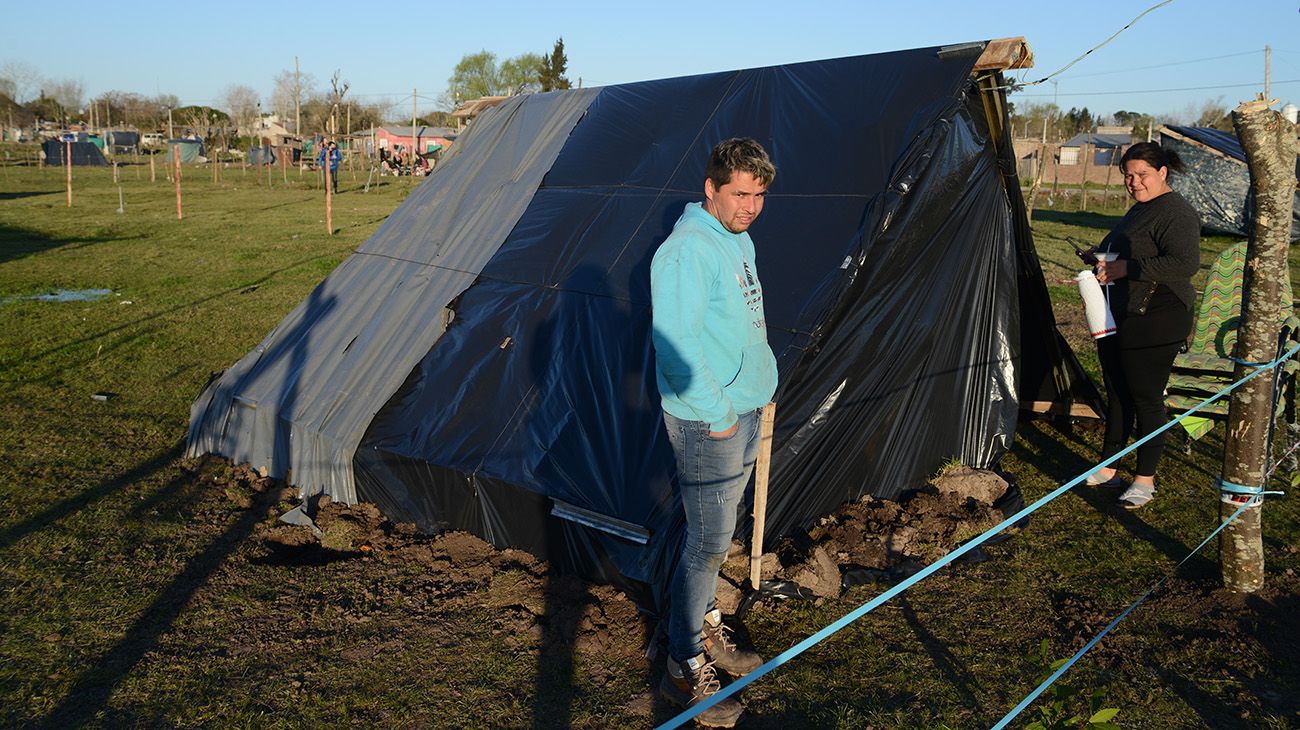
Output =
[{"x1": 1096, "y1": 259, "x2": 1128, "y2": 284}]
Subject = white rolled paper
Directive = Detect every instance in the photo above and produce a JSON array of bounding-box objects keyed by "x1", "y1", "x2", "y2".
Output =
[{"x1": 1077, "y1": 270, "x2": 1116, "y2": 339}]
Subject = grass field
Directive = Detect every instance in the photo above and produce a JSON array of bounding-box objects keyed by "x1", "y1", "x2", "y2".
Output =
[{"x1": 1, "y1": 158, "x2": 1298, "y2": 729}]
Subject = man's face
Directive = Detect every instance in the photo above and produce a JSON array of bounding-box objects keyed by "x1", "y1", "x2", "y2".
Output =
[{"x1": 704, "y1": 171, "x2": 767, "y2": 233}]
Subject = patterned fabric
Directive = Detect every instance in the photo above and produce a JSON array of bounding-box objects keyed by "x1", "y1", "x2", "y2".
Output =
[{"x1": 1168, "y1": 242, "x2": 1295, "y2": 439}]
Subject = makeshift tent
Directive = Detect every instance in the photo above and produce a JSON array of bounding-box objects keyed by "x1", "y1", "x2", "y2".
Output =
[
  {"x1": 106, "y1": 131, "x2": 140, "y2": 154},
  {"x1": 166, "y1": 139, "x2": 204, "y2": 162},
  {"x1": 41, "y1": 139, "x2": 108, "y2": 166},
  {"x1": 189, "y1": 39, "x2": 1099, "y2": 593},
  {"x1": 1159, "y1": 125, "x2": 1300, "y2": 241}
]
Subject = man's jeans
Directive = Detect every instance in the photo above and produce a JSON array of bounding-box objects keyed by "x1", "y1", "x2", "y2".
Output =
[{"x1": 663, "y1": 408, "x2": 761, "y2": 662}]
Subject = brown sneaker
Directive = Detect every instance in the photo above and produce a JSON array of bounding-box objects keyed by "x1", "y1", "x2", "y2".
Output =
[
  {"x1": 658, "y1": 653, "x2": 744, "y2": 728},
  {"x1": 701, "y1": 608, "x2": 762, "y2": 676}
]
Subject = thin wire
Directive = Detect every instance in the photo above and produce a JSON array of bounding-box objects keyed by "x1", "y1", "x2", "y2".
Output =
[
  {"x1": 1058, "y1": 49, "x2": 1261, "y2": 80},
  {"x1": 1016, "y1": 78, "x2": 1300, "y2": 98},
  {"x1": 1024, "y1": 0, "x2": 1176, "y2": 86}
]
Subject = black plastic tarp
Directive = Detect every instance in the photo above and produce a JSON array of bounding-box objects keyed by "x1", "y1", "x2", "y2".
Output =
[
  {"x1": 1161, "y1": 125, "x2": 1300, "y2": 241},
  {"x1": 191, "y1": 42, "x2": 1099, "y2": 599},
  {"x1": 106, "y1": 131, "x2": 140, "y2": 153},
  {"x1": 42, "y1": 139, "x2": 108, "y2": 166}
]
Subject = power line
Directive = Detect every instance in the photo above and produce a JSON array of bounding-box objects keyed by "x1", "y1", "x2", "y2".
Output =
[
  {"x1": 1057, "y1": 49, "x2": 1261, "y2": 80},
  {"x1": 1015, "y1": 78, "x2": 1300, "y2": 98},
  {"x1": 1022, "y1": 0, "x2": 1175, "y2": 87}
]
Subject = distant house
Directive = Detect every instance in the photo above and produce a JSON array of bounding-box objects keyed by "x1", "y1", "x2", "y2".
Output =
[
  {"x1": 373, "y1": 126, "x2": 457, "y2": 155},
  {"x1": 1059, "y1": 127, "x2": 1132, "y2": 165}
]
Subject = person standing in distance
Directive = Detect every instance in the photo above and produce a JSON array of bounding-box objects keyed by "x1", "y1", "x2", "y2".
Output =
[{"x1": 650, "y1": 137, "x2": 777, "y2": 727}]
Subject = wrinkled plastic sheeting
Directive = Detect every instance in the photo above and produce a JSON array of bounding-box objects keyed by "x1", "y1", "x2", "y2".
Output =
[
  {"x1": 186, "y1": 89, "x2": 601, "y2": 502},
  {"x1": 1162, "y1": 126, "x2": 1300, "y2": 241},
  {"x1": 355, "y1": 45, "x2": 1035, "y2": 588}
]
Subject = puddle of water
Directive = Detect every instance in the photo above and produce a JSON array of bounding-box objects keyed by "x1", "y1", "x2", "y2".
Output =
[{"x1": 11, "y1": 288, "x2": 113, "y2": 303}]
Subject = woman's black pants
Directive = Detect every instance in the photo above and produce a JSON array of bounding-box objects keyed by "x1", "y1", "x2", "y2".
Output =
[{"x1": 1097, "y1": 302, "x2": 1193, "y2": 477}]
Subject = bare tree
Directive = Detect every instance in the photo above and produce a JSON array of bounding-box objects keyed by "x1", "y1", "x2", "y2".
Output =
[
  {"x1": 0, "y1": 60, "x2": 40, "y2": 103},
  {"x1": 327, "y1": 70, "x2": 350, "y2": 135},
  {"x1": 221, "y1": 84, "x2": 260, "y2": 135},
  {"x1": 271, "y1": 68, "x2": 316, "y2": 128},
  {"x1": 44, "y1": 77, "x2": 85, "y2": 120}
]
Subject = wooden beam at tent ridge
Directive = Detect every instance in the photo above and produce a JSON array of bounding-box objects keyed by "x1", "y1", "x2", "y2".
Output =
[
  {"x1": 973, "y1": 37, "x2": 1033, "y2": 72},
  {"x1": 971, "y1": 39, "x2": 1033, "y2": 155}
]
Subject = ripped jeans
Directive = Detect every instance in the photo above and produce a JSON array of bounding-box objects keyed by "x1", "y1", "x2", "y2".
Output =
[{"x1": 663, "y1": 408, "x2": 761, "y2": 662}]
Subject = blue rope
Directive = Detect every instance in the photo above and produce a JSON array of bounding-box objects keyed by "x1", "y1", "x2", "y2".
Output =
[
  {"x1": 989, "y1": 497, "x2": 1256, "y2": 730},
  {"x1": 657, "y1": 339, "x2": 1300, "y2": 730}
]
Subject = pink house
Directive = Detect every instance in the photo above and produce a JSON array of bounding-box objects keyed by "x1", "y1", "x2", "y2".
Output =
[{"x1": 373, "y1": 126, "x2": 457, "y2": 155}]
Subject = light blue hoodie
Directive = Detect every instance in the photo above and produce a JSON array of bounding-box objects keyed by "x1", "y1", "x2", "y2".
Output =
[{"x1": 650, "y1": 202, "x2": 778, "y2": 432}]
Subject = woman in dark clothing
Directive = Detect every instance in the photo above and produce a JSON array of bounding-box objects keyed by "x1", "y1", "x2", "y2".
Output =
[{"x1": 1081, "y1": 142, "x2": 1200, "y2": 509}]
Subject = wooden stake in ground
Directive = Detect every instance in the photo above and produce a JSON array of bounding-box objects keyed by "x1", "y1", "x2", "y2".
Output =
[
  {"x1": 64, "y1": 139, "x2": 72, "y2": 207},
  {"x1": 174, "y1": 147, "x2": 183, "y2": 220},
  {"x1": 750, "y1": 402, "x2": 777, "y2": 590},
  {"x1": 150, "y1": 151, "x2": 155, "y2": 183},
  {"x1": 1219, "y1": 97, "x2": 1297, "y2": 593}
]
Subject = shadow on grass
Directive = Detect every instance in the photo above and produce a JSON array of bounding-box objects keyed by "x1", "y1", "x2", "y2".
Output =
[
  {"x1": 1015, "y1": 421, "x2": 1218, "y2": 576},
  {"x1": 38, "y1": 279, "x2": 331, "y2": 728},
  {"x1": 0, "y1": 440, "x2": 184, "y2": 551},
  {"x1": 900, "y1": 596, "x2": 982, "y2": 706},
  {"x1": 0, "y1": 222, "x2": 146, "y2": 265},
  {"x1": 12, "y1": 242, "x2": 358, "y2": 385},
  {"x1": 0, "y1": 191, "x2": 61, "y2": 201},
  {"x1": 35, "y1": 488, "x2": 269, "y2": 729}
]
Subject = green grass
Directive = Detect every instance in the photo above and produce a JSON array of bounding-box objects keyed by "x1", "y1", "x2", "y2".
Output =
[{"x1": 1, "y1": 157, "x2": 1298, "y2": 728}]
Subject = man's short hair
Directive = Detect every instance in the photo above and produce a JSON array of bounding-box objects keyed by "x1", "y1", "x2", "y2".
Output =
[{"x1": 705, "y1": 137, "x2": 776, "y2": 190}]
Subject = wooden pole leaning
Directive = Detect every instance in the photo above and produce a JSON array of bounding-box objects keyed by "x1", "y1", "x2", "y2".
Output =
[{"x1": 750, "y1": 402, "x2": 777, "y2": 590}]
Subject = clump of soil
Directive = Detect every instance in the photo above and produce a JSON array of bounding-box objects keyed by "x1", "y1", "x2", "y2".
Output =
[{"x1": 715, "y1": 466, "x2": 1018, "y2": 608}]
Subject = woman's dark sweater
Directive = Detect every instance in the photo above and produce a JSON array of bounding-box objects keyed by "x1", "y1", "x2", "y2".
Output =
[{"x1": 1098, "y1": 189, "x2": 1201, "y2": 317}]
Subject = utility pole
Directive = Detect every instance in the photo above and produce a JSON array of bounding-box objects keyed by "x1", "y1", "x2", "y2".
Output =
[
  {"x1": 167, "y1": 106, "x2": 173, "y2": 139},
  {"x1": 412, "y1": 87, "x2": 417, "y2": 163},
  {"x1": 1219, "y1": 98, "x2": 1296, "y2": 593},
  {"x1": 294, "y1": 56, "x2": 301, "y2": 137},
  {"x1": 1264, "y1": 46, "x2": 1271, "y2": 101}
]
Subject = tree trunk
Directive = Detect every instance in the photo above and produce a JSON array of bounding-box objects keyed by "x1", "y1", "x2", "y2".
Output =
[{"x1": 1219, "y1": 98, "x2": 1298, "y2": 593}]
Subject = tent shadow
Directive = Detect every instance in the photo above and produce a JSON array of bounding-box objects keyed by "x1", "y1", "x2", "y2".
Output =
[
  {"x1": 36, "y1": 286, "x2": 332, "y2": 728},
  {"x1": 0, "y1": 440, "x2": 184, "y2": 551}
]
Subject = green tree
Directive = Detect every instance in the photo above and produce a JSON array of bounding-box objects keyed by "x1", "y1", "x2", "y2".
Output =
[
  {"x1": 539, "y1": 37, "x2": 571, "y2": 92},
  {"x1": 449, "y1": 50, "x2": 503, "y2": 100},
  {"x1": 500, "y1": 53, "x2": 543, "y2": 94}
]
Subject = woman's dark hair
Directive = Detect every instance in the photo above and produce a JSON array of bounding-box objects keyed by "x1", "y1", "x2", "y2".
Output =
[{"x1": 1119, "y1": 141, "x2": 1184, "y2": 174}]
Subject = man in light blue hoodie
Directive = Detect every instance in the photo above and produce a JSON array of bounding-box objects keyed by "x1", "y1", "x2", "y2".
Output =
[{"x1": 651, "y1": 137, "x2": 777, "y2": 727}]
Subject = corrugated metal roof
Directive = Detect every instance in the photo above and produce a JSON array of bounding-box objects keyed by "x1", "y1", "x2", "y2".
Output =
[{"x1": 1061, "y1": 132, "x2": 1131, "y2": 148}]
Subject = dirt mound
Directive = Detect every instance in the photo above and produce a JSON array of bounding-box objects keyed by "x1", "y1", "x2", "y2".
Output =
[{"x1": 717, "y1": 468, "x2": 1018, "y2": 605}]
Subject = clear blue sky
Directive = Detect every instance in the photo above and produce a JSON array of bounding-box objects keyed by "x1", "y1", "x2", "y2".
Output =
[{"x1": 6, "y1": 0, "x2": 1298, "y2": 122}]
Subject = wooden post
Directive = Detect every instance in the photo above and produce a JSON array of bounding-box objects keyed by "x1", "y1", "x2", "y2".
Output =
[
  {"x1": 1102, "y1": 153, "x2": 1115, "y2": 210},
  {"x1": 1081, "y1": 132, "x2": 1092, "y2": 212},
  {"x1": 325, "y1": 159, "x2": 333, "y2": 236},
  {"x1": 149, "y1": 149, "x2": 155, "y2": 182},
  {"x1": 1219, "y1": 98, "x2": 1296, "y2": 593},
  {"x1": 174, "y1": 146, "x2": 183, "y2": 220},
  {"x1": 65, "y1": 139, "x2": 72, "y2": 207},
  {"x1": 750, "y1": 402, "x2": 777, "y2": 590}
]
